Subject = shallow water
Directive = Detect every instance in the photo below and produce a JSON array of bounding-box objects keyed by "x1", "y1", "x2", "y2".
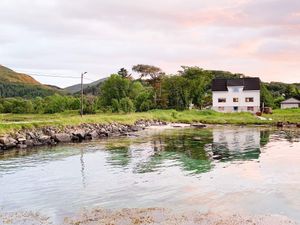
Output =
[{"x1": 0, "y1": 126, "x2": 300, "y2": 223}]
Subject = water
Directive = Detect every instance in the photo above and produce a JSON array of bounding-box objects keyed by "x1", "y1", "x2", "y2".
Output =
[{"x1": 0, "y1": 126, "x2": 300, "y2": 223}]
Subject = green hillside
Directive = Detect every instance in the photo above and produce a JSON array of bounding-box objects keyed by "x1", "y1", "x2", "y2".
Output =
[{"x1": 0, "y1": 65, "x2": 61, "y2": 98}]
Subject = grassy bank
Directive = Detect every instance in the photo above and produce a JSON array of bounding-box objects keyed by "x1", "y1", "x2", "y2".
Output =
[{"x1": 0, "y1": 109, "x2": 299, "y2": 134}]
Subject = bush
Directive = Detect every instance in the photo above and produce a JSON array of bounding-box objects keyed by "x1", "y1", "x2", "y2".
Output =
[
  {"x1": 111, "y1": 99, "x2": 120, "y2": 113},
  {"x1": 83, "y1": 96, "x2": 97, "y2": 114},
  {"x1": 120, "y1": 97, "x2": 135, "y2": 113},
  {"x1": 139, "y1": 100, "x2": 152, "y2": 112}
]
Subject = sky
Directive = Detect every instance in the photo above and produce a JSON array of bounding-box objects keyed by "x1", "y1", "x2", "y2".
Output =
[{"x1": 0, "y1": 0, "x2": 300, "y2": 88}]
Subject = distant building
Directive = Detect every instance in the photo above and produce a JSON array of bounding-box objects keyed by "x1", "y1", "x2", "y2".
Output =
[
  {"x1": 280, "y1": 98, "x2": 300, "y2": 109},
  {"x1": 212, "y1": 78, "x2": 261, "y2": 113}
]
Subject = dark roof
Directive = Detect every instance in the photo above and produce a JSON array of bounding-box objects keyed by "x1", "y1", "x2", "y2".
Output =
[{"x1": 212, "y1": 78, "x2": 260, "y2": 91}]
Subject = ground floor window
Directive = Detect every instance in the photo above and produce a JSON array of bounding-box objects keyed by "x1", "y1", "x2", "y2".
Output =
[
  {"x1": 218, "y1": 107, "x2": 225, "y2": 111},
  {"x1": 233, "y1": 106, "x2": 238, "y2": 111},
  {"x1": 218, "y1": 98, "x2": 226, "y2": 103},
  {"x1": 247, "y1": 106, "x2": 254, "y2": 111}
]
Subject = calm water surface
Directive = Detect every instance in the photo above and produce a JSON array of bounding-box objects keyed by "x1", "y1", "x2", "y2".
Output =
[{"x1": 0, "y1": 126, "x2": 300, "y2": 222}]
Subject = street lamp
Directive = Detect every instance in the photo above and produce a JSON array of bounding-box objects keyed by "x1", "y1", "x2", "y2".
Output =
[{"x1": 80, "y1": 72, "x2": 87, "y2": 117}]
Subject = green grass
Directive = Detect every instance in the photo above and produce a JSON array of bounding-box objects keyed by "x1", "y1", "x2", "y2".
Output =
[{"x1": 0, "y1": 109, "x2": 299, "y2": 134}]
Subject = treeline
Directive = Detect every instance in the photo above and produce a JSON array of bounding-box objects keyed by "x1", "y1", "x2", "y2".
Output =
[
  {"x1": 0, "y1": 82, "x2": 58, "y2": 98},
  {"x1": 0, "y1": 95, "x2": 81, "y2": 114},
  {"x1": 262, "y1": 82, "x2": 300, "y2": 108},
  {"x1": 1, "y1": 65, "x2": 299, "y2": 114}
]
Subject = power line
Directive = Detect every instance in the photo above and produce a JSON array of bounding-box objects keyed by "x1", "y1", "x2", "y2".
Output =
[
  {"x1": 16, "y1": 70, "x2": 98, "y2": 82},
  {"x1": 24, "y1": 73, "x2": 80, "y2": 79}
]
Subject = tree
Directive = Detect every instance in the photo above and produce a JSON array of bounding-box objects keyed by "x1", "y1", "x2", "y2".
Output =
[
  {"x1": 43, "y1": 94, "x2": 67, "y2": 114},
  {"x1": 162, "y1": 75, "x2": 191, "y2": 110},
  {"x1": 260, "y1": 84, "x2": 275, "y2": 108},
  {"x1": 99, "y1": 74, "x2": 131, "y2": 107},
  {"x1": 117, "y1": 68, "x2": 132, "y2": 79},
  {"x1": 132, "y1": 64, "x2": 163, "y2": 80},
  {"x1": 179, "y1": 66, "x2": 213, "y2": 108},
  {"x1": 99, "y1": 74, "x2": 152, "y2": 112},
  {"x1": 132, "y1": 64, "x2": 165, "y2": 107}
]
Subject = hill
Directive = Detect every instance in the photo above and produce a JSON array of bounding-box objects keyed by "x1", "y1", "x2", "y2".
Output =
[
  {"x1": 0, "y1": 65, "x2": 41, "y2": 85},
  {"x1": 64, "y1": 78, "x2": 107, "y2": 94},
  {"x1": 0, "y1": 65, "x2": 61, "y2": 98}
]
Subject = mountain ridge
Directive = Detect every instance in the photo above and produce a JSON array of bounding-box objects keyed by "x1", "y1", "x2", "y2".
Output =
[{"x1": 64, "y1": 77, "x2": 107, "y2": 94}]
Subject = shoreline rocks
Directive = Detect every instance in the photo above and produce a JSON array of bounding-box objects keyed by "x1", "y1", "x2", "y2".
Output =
[{"x1": 0, "y1": 120, "x2": 166, "y2": 151}]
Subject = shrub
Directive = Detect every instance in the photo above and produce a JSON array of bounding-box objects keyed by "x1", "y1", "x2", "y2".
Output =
[
  {"x1": 111, "y1": 99, "x2": 120, "y2": 113},
  {"x1": 120, "y1": 97, "x2": 135, "y2": 113}
]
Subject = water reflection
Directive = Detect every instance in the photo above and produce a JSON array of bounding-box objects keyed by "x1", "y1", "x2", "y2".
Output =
[
  {"x1": 211, "y1": 128, "x2": 261, "y2": 162},
  {"x1": 105, "y1": 127, "x2": 271, "y2": 175}
]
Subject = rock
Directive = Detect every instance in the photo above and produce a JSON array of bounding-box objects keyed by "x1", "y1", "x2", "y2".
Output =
[
  {"x1": 84, "y1": 133, "x2": 92, "y2": 140},
  {"x1": 26, "y1": 132, "x2": 35, "y2": 140},
  {"x1": 39, "y1": 135, "x2": 51, "y2": 143},
  {"x1": 0, "y1": 136, "x2": 17, "y2": 148},
  {"x1": 130, "y1": 125, "x2": 143, "y2": 132},
  {"x1": 71, "y1": 135, "x2": 80, "y2": 142},
  {"x1": 277, "y1": 122, "x2": 284, "y2": 128},
  {"x1": 25, "y1": 139, "x2": 34, "y2": 147},
  {"x1": 89, "y1": 130, "x2": 99, "y2": 139},
  {"x1": 191, "y1": 123, "x2": 206, "y2": 128},
  {"x1": 32, "y1": 140, "x2": 43, "y2": 146},
  {"x1": 16, "y1": 144, "x2": 27, "y2": 149},
  {"x1": 17, "y1": 137, "x2": 27, "y2": 143},
  {"x1": 72, "y1": 129, "x2": 86, "y2": 140},
  {"x1": 54, "y1": 133, "x2": 72, "y2": 142},
  {"x1": 192, "y1": 137, "x2": 202, "y2": 141}
]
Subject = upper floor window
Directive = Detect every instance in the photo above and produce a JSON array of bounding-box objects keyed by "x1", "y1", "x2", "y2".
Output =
[
  {"x1": 233, "y1": 98, "x2": 239, "y2": 102},
  {"x1": 245, "y1": 97, "x2": 254, "y2": 102},
  {"x1": 218, "y1": 98, "x2": 226, "y2": 103},
  {"x1": 233, "y1": 87, "x2": 240, "y2": 92}
]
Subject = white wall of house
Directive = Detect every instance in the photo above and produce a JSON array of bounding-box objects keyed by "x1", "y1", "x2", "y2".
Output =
[
  {"x1": 212, "y1": 86, "x2": 260, "y2": 113},
  {"x1": 281, "y1": 103, "x2": 299, "y2": 109}
]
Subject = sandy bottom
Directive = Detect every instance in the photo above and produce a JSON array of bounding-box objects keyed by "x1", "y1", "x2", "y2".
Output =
[{"x1": 1, "y1": 208, "x2": 298, "y2": 225}]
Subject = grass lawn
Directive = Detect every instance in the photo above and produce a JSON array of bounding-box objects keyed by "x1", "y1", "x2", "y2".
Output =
[{"x1": 0, "y1": 109, "x2": 299, "y2": 134}]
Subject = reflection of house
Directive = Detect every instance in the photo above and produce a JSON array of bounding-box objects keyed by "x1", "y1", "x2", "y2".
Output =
[
  {"x1": 280, "y1": 98, "x2": 300, "y2": 109},
  {"x1": 212, "y1": 78, "x2": 261, "y2": 113},
  {"x1": 212, "y1": 128, "x2": 261, "y2": 160}
]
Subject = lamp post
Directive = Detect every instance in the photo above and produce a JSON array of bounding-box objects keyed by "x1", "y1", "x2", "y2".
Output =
[{"x1": 80, "y1": 72, "x2": 87, "y2": 117}]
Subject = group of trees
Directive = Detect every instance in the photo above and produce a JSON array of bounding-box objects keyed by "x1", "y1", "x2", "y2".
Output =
[
  {"x1": 98, "y1": 65, "x2": 241, "y2": 112},
  {"x1": 0, "y1": 82, "x2": 57, "y2": 98},
  {"x1": 0, "y1": 95, "x2": 81, "y2": 114},
  {"x1": 262, "y1": 82, "x2": 300, "y2": 108},
  {"x1": 0, "y1": 64, "x2": 299, "y2": 114}
]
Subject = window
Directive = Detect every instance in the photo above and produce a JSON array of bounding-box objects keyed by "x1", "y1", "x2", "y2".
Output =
[
  {"x1": 218, "y1": 98, "x2": 226, "y2": 103},
  {"x1": 247, "y1": 106, "x2": 254, "y2": 111},
  {"x1": 218, "y1": 107, "x2": 225, "y2": 111},
  {"x1": 233, "y1": 106, "x2": 238, "y2": 111},
  {"x1": 245, "y1": 97, "x2": 254, "y2": 102},
  {"x1": 233, "y1": 87, "x2": 239, "y2": 92},
  {"x1": 233, "y1": 98, "x2": 239, "y2": 102}
]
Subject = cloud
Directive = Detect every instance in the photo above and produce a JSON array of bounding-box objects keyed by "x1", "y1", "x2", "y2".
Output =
[{"x1": 0, "y1": 0, "x2": 299, "y2": 87}]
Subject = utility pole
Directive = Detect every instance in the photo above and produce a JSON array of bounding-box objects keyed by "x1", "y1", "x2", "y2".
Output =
[{"x1": 80, "y1": 72, "x2": 87, "y2": 117}]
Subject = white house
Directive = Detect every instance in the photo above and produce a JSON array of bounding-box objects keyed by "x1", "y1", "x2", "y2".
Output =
[
  {"x1": 280, "y1": 98, "x2": 300, "y2": 109},
  {"x1": 212, "y1": 78, "x2": 261, "y2": 113}
]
